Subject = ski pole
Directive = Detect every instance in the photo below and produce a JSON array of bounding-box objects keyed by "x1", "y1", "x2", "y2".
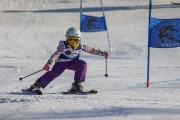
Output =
[
  {"x1": 104, "y1": 58, "x2": 108, "y2": 77},
  {"x1": 19, "y1": 69, "x2": 43, "y2": 81}
]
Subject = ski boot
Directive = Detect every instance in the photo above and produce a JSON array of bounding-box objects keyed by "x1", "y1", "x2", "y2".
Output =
[
  {"x1": 23, "y1": 82, "x2": 43, "y2": 95},
  {"x1": 68, "y1": 81, "x2": 83, "y2": 93}
]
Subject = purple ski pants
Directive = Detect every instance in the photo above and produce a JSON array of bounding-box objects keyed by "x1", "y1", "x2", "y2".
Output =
[{"x1": 36, "y1": 59, "x2": 87, "y2": 88}]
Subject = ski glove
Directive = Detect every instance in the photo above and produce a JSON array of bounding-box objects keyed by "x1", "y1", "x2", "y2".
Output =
[
  {"x1": 104, "y1": 51, "x2": 109, "y2": 59},
  {"x1": 43, "y1": 64, "x2": 51, "y2": 71}
]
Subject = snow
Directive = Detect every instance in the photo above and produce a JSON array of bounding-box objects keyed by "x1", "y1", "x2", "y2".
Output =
[{"x1": 0, "y1": 0, "x2": 180, "y2": 120}]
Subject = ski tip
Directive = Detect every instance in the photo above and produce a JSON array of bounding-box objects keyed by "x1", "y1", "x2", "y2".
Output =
[
  {"x1": 171, "y1": 2, "x2": 180, "y2": 5},
  {"x1": 89, "y1": 89, "x2": 98, "y2": 93}
]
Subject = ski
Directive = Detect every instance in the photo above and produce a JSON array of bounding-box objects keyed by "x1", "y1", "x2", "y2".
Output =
[
  {"x1": 61, "y1": 89, "x2": 98, "y2": 95},
  {"x1": 171, "y1": 2, "x2": 180, "y2": 5},
  {"x1": 22, "y1": 89, "x2": 43, "y2": 95},
  {"x1": 21, "y1": 89, "x2": 97, "y2": 95}
]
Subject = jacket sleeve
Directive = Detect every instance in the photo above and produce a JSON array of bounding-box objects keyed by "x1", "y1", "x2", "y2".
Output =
[
  {"x1": 81, "y1": 44, "x2": 105, "y2": 56},
  {"x1": 47, "y1": 41, "x2": 64, "y2": 65}
]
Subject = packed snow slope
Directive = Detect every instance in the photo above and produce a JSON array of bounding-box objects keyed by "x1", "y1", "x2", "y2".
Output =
[{"x1": 0, "y1": 0, "x2": 180, "y2": 120}]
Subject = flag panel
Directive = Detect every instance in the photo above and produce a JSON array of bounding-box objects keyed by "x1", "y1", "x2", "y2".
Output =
[
  {"x1": 80, "y1": 14, "x2": 107, "y2": 32},
  {"x1": 149, "y1": 17, "x2": 180, "y2": 48}
]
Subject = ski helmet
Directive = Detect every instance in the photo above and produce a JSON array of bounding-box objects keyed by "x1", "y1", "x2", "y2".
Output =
[{"x1": 66, "y1": 27, "x2": 81, "y2": 49}]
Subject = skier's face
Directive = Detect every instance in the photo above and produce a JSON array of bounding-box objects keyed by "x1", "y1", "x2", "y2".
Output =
[{"x1": 67, "y1": 36, "x2": 80, "y2": 49}]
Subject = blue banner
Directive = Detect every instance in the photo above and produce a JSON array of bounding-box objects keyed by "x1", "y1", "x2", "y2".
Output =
[
  {"x1": 80, "y1": 14, "x2": 107, "y2": 32},
  {"x1": 149, "y1": 17, "x2": 180, "y2": 48}
]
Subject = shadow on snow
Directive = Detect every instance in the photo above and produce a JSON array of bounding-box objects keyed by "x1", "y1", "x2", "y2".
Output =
[
  {"x1": 2, "y1": 4, "x2": 180, "y2": 13},
  {"x1": 21, "y1": 106, "x2": 180, "y2": 119},
  {"x1": 131, "y1": 79, "x2": 180, "y2": 89}
]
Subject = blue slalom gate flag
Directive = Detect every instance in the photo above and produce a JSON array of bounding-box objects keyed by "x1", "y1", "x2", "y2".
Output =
[
  {"x1": 80, "y1": 13, "x2": 107, "y2": 32},
  {"x1": 149, "y1": 17, "x2": 180, "y2": 48}
]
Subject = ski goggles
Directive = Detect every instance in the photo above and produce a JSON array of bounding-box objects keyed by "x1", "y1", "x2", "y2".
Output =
[{"x1": 67, "y1": 36, "x2": 80, "y2": 42}]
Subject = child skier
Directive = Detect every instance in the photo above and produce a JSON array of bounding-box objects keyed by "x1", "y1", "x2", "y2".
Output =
[{"x1": 26, "y1": 27, "x2": 109, "y2": 93}]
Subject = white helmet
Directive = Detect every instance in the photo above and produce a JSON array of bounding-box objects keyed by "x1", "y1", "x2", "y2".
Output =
[
  {"x1": 65, "y1": 27, "x2": 81, "y2": 38},
  {"x1": 65, "y1": 27, "x2": 81, "y2": 49}
]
